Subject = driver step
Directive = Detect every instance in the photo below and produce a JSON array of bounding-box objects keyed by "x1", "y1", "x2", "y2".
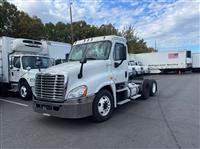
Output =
[
  {"x1": 117, "y1": 99, "x2": 131, "y2": 105},
  {"x1": 9, "y1": 88, "x2": 18, "y2": 92},
  {"x1": 130, "y1": 94, "x2": 141, "y2": 100},
  {"x1": 9, "y1": 84, "x2": 18, "y2": 92},
  {"x1": 116, "y1": 87, "x2": 128, "y2": 92}
]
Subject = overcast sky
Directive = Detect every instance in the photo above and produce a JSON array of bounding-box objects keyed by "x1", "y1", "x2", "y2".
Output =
[{"x1": 8, "y1": 0, "x2": 200, "y2": 52}]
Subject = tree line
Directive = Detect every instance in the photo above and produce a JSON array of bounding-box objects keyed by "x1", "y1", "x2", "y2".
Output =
[{"x1": 0, "y1": 0, "x2": 154, "y2": 53}]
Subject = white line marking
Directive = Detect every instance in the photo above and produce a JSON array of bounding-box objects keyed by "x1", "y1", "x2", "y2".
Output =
[{"x1": 0, "y1": 98, "x2": 29, "y2": 107}]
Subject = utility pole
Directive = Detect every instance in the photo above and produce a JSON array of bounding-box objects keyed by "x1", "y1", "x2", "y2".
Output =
[{"x1": 70, "y1": 2, "x2": 74, "y2": 44}]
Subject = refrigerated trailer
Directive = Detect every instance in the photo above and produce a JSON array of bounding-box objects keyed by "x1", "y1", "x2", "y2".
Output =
[
  {"x1": 0, "y1": 36, "x2": 53, "y2": 100},
  {"x1": 130, "y1": 51, "x2": 192, "y2": 73},
  {"x1": 192, "y1": 53, "x2": 200, "y2": 72},
  {"x1": 47, "y1": 41, "x2": 71, "y2": 64}
]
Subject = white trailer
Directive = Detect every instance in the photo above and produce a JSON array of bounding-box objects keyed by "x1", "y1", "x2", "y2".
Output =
[
  {"x1": 0, "y1": 36, "x2": 53, "y2": 100},
  {"x1": 130, "y1": 51, "x2": 192, "y2": 73},
  {"x1": 47, "y1": 41, "x2": 71, "y2": 64},
  {"x1": 192, "y1": 53, "x2": 200, "y2": 72}
]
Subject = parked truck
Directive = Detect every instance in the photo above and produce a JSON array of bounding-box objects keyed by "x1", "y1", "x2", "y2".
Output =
[
  {"x1": 33, "y1": 35, "x2": 157, "y2": 122},
  {"x1": 192, "y1": 53, "x2": 200, "y2": 72},
  {"x1": 0, "y1": 36, "x2": 52, "y2": 100},
  {"x1": 130, "y1": 50, "x2": 192, "y2": 73}
]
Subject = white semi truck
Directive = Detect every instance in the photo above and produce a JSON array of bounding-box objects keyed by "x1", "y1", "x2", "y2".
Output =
[
  {"x1": 0, "y1": 36, "x2": 52, "y2": 100},
  {"x1": 192, "y1": 53, "x2": 200, "y2": 72},
  {"x1": 130, "y1": 51, "x2": 192, "y2": 73},
  {"x1": 33, "y1": 35, "x2": 157, "y2": 122}
]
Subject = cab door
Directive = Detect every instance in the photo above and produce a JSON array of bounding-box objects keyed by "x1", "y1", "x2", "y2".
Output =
[
  {"x1": 112, "y1": 42, "x2": 128, "y2": 83},
  {"x1": 10, "y1": 56, "x2": 21, "y2": 82}
]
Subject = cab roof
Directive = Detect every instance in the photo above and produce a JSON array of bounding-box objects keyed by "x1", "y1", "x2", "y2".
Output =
[{"x1": 73, "y1": 35, "x2": 127, "y2": 45}]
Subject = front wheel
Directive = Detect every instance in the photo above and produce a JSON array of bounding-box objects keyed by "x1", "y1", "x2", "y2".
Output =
[
  {"x1": 19, "y1": 82, "x2": 32, "y2": 100},
  {"x1": 92, "y1": 89, "x2": 114, "y2": 122}
]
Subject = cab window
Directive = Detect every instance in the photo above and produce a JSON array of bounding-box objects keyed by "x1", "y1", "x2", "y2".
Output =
[
  {"x1": 114, "y1": 43, "x2": 126, "y2": 60},
  {"x1": 13, "y1": 57, "x2": 20, "y2": 68}
]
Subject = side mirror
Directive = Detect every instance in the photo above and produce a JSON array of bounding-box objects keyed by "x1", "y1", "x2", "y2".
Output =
[
  {"x1": 10, "y1": 65, "x2": 13, "y2": 69},
  {"x1": 65, "y1": 53, "x2": 69, "y2": 61},
  {"x1": 36, "y1": 60, "x2": 42, "y2": 67},
  {"x1": 78, "y1": 57, "x2": 87, "y2": 79},
  {"x1": 26, "y1": 67, "x2": 31, "y2": 71},
  {"x1": 36, "y1": 58, "x2": 42, "y2": 72}
]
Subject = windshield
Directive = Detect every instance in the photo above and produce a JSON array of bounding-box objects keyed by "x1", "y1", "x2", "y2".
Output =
[
  {"x1": 22, "y1": 56, "x2": 52, "y2": 69},
  {"x1": 68, "y1": 41, "x2": 112, "y2": 61}
]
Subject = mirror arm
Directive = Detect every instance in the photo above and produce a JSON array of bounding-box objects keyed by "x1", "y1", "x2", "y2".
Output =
[
  {"x1": 78, "y1": 57, "x2": 87, "y2": 79},
  {"x1": 115, "y1": 60, "x2": 124, "y2": 68},
  {"x1": 78, "y1": 63, "x2": 84, "y2": 79}
]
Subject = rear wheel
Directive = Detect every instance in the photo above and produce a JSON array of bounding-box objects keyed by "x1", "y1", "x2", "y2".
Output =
[
  {"x1": 92, "y1": 89, "x2": 114, "y2": 122},
  {"x1": 149, "y1": 79, "x2": 157, "y2": 96},
  {"x1": 19, "y1": 82, "x2": 32, "y2": 100},
  {"x1": 141, "y1": 79, "x2": 150, "y2": 99}
]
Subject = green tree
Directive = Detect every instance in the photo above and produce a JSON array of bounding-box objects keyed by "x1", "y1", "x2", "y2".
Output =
[
  {"x1": 98, "y1": 24, "x2": 118, "y2": 36},
  {"x1": 0, "y1": 0, "x2": 19, "y2": 36},
  {"x1": 44, "y1": 22, "x2": 55, "y2": 40},
  {"x1": 121, "y1": 25, "x2": 154, "y2": 53},
  {"x1": 13, "y1": 12, "x2": 45, "y2": 40}
]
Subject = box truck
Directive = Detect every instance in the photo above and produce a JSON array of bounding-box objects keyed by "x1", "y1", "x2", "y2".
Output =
[
  {"x1": 0, "y1": 36, "x2": 53, "y2": 100},
  {"x1": 33, "y1": 35, "x2": 158, "y2": 122},
  {"x1": 47, "y1": 41, "x2": 71, "y2": 64},
  {"x1": 130, "y1": 51, "x2": 192, "y2": 73},
  {"x1": 192, "y1": 53, "x2": 200, "y2": 72}
]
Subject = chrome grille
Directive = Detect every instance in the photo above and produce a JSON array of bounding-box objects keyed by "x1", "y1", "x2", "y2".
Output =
[{"x1": 35, "y1": 74, "x2": 65, "y2": 101}]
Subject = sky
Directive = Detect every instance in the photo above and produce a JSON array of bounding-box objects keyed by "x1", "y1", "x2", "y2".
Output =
[{"x1": 8, "y1": 0, "x2": 200, "y2": 52}]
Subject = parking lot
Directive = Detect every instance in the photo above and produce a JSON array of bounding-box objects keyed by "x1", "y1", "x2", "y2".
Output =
[{"x1": 0, "y1": 74, "x2": 199, "y2": 149}]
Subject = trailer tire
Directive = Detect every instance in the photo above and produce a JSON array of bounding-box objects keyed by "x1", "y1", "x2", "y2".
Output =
[
  {"x1": 92, "y1": 89, "x2": 114, "y2": 122},
  {"x1": 149, "y1": 79, "x2": 157, "y2": 96},
  {"x1": 141, "y1": 79, "x2": 150, "y2": 100},
  {"x1": 19, "y1": 82, "x2": 32, "y2": 100}
]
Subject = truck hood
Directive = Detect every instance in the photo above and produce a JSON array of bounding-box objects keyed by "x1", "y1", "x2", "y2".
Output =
[
  {"x1": 41, "y1": 61, "x2": 81, "y2": 75},
  {"x1": 22, "y1": 69, "x2": 46, "y2": 77}
]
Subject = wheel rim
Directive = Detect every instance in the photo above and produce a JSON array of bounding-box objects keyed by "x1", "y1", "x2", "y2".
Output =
[
  {"x1": 20, "y1": 86, "x2": 27, "y2": 98},
  {"x1": 98, "y1": 96, "x2": 111, "y2": 116},
  {"x1": 152, "y1": 82, "x2": 156, "y2": 93}
]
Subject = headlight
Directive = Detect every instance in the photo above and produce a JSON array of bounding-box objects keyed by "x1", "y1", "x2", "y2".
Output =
[{"x1": 67, "y1": 85, "x2": 87, "y2": 99}]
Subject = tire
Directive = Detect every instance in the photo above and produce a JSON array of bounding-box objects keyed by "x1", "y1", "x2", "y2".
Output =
[
  {"x1": 92, "y1": 89, "x2": 114, "y2": 122},
  {"x1": 141, "y1": 79, "x2": 150, "y2": 100},
  {"x1": 149, "y1": 79, "x2": 157, "y2": 96},
  {"x1": 19, "y1": 82, "x2": 32, "y2": 100}
]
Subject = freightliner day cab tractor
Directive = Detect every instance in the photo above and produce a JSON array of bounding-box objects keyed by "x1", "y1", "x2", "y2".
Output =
[
  {"x1": 0, "y1": 36, "x2": 53, "y2": 100},
  {"x1": 33, "y1": 35, "x2": 158, "y2": 122}
]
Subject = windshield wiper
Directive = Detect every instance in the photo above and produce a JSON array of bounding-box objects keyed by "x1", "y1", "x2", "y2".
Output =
[{"x1": 68, "y1": 59, "x2": 78, "y2": 61}]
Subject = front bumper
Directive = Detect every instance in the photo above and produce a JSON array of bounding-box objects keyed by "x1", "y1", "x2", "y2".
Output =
[{"x1": 33, "y1": 95, "x2": 95, "y2": 118}]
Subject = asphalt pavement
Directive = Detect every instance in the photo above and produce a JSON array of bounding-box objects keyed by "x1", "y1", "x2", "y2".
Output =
[{"x1": 0, "y1": 74, "x2": 199, "y2": 149}]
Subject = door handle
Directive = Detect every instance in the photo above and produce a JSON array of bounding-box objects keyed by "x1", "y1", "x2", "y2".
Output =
[{"x1": 125, "y1": 71, "x2": 127, "y2": 78}]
